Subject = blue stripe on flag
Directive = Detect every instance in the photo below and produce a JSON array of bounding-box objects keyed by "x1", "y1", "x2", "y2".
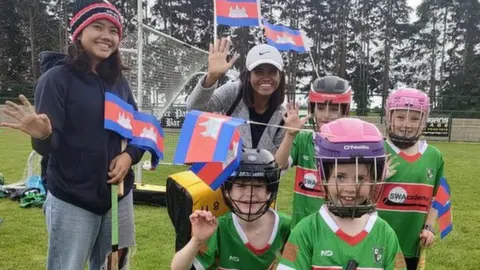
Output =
[
  {"x1": 217, "y1": 17, "x2": 260, "y2": 27},
  {"x1": 210, "y1": 158, "x2": 241, "y2": 190},
  {"x1": 266, "y1": 38, "x2": 307, "y2": 53},
  {"x1": 104, "y1": 119, "x2": 132, "y2": 139},
  {"x1": 440, "y1": 223, "x2": 453, "y2": 239},
  {"x1": 439, "y1": 176, "x2": 450, "y2": 195},
  {"x1": 190, "y1": 162, "x2": 206, "y2": 174},
  {"x1": 134, "y1": 111, "x2": 164, "y2": 137},
  {"x1": 433, "y1": 201, "x2": 451, "y2": 217},
  {"x1": 105, "y1": 92, "x2": 133, "y2": 111},
  {"x1": 173, "y1": 110, "x2": 200, "y2": 164},
  {"x1": 263, "y1": 21, "x2": 302, "y2": 36},
  {"x1": 212, "y1": 121, "x2": 235, "y2": 162}
]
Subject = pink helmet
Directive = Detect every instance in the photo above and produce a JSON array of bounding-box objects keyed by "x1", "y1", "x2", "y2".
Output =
[
  {"x1": 385, "y1": 88, "x2": 431, "y2": 149},
  {"x1": 386, "y1": 88, "x2": 430, "y2": 115},
  {"x1": 315, "y1": 118, "x2": 386, "y2": 218}
]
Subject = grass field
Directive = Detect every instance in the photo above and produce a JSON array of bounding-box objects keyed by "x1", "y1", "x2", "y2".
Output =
[{"x1": 0, "y1": 127, "x2": 478, "y2": 270}]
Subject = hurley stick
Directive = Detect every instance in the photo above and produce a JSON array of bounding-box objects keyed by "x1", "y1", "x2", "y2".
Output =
[
  {"x1": 417, "y1": 248, "x2": 426, "y2": 270},
  {"x1": 110, "y1": 139, "x2": 127, "y2": 270}
]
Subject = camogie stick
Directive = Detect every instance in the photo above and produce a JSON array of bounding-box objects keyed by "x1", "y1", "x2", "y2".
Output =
[
  {"x1": 417, "y1": 248, "x2": 426, "y2": 270},
  {"x1": 110, "y1": 183, "x2": 120, "y2": 270},
  {"x1": 110, "y1": 139, "x2": 127, "y2": 270},
  {"x1": 118, "y1": 139, "x2": 127, "y2": 196}
]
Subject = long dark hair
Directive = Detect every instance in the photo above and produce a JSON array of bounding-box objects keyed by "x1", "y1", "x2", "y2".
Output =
[
  {"x1": 66, "y1": 40, "x2": 127, "y2": 86},
  {"x1": 239, "y1": 69, "x2": 286, "y2": 110}
]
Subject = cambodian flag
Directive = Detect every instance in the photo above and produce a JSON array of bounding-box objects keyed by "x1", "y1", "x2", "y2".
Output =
[
  {"x1": 130, "y1": 111, "x2": 164, "y2": 169},
  {"x1": 190, "y1": 130, "x2": 242, "y2": 190},
  {"x1": 432, "y1": 177, "x2": 452, "y2": 239},
  {"x1": 104, "y1": 92, "x2": 134, "y2": 139},
  {"x1": 173, "y1": 110, "x2": 246, "y2": 164},
  {"x1": 214, "y1": 0, "x2": 261, "y2": 27},
  {"x1": 263, "y1": 20, "x2": 309, "y2": 53}
]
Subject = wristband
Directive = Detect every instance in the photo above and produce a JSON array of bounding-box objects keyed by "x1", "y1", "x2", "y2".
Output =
[{"x1": 424, "y1": 224, "x2": 435, "y2": 235}]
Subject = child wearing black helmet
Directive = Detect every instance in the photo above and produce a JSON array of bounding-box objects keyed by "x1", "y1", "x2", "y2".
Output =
[{"x1": 171, "y1": 148, "x2": 291, "y2": 270}]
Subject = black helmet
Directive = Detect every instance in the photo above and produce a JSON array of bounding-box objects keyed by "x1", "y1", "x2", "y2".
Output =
[{"x1": 221, "y1": 148, "x2": 281, "y2": 222}]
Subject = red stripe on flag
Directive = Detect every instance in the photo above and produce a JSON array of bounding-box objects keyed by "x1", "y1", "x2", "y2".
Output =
[
  {"x1": 231, "y1": 129, "x2": 240, "y2": 148},
  {"x1": 216, "y1": 0, "x2": 259, "y2": 18},
  {"x1": 132, "y1": 119, "x2": 143, "y2": 136},
  {"x1": 264, "y1": 27, "x2": 304, "y2": 46},
  {"x1": 438, "y1": 208, "x2": 452, "y2": 232},
  {"x1": 105, "y1": 101, "x2": 133, "y2": 123},
  {"x1": 132, "y1": 120, "x2": 163, "y2": 151},
  {"x1": 435, "y1": 186, "x2": 449, "y2": 206},
  {"x1": 196, "y1": 163, "x2": 224, "y2": 186},
  {"x1": 187, "y1": 114, "x2": 226, "y2": 162}
]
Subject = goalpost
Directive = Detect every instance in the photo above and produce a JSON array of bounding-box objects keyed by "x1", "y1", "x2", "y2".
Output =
[{"x1": 119, "y1": 12, "x2": 212, "y2": 183}]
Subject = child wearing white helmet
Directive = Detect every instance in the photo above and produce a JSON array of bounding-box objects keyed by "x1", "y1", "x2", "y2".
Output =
[{"x1": 275, "y1": 75, "x2": 352, "y2": 228}]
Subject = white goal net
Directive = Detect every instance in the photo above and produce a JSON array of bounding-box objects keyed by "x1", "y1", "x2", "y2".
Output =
[{"x1": 120, "y1": 24, "x2": 210, "y2": 167}]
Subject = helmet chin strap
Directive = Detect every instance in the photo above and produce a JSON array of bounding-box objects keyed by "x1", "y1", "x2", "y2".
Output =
[
  {"x1": 389, "y1": 133, "x2": 419, "y2": 149},
  {"x1": 327, "y1": 203, "x2": 373, "y2": 219}
]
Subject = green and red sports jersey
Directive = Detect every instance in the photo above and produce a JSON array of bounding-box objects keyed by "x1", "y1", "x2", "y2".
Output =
[
  {"x1": 193, "y1": 210, "x2": 291, "y2": 270},
  {"x1": 377, "y1": 140, "x2": 444, "y2": 258},
  {"x1": 288, "y1": 131, "x2": 325, "y2": 228},
  {"x1": 277, "y1": 206, "x2": 407, "y2": 270}
]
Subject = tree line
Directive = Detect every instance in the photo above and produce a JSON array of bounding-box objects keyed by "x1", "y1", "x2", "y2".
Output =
[{"x1": 1, "y1": 0, "x2": 479, "y2": 117}]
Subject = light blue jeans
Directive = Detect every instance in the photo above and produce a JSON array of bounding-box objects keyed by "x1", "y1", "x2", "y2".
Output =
[{"x1": 43, "y1": 191, "x2": 135, "y2": 270}]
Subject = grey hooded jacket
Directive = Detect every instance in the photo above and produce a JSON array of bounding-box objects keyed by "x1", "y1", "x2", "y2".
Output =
[{"x1": 186, "y1": 75, "x2": 286, "y2": 154}]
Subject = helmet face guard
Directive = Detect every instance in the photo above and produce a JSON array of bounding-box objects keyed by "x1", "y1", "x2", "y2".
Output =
[
  {"x1": 308, "y1": 76, "x2": 352, "y2": 130},
  {"x1": 221, "y1": 149, "x2": 280, "y2": 222},
  {"x1": 385, "y1": 88, "x2": 431, "y2": 149},
  {"x1": 314, "y1": 118, "x2": 387, "y2": 219}
]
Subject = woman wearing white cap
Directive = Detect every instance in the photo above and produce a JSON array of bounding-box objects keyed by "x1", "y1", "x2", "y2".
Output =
[{"x1": 187, "y1": 38, "x2": 287, "y2": 154}]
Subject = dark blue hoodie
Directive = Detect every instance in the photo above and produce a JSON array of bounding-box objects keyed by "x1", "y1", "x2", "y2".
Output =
[{"x1": 32, "y1": 51, "x2": 144, "y2": 215}]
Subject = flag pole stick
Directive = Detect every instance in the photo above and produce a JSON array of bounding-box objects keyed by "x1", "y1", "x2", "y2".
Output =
[
  {"x1": 258, "y1": 0, "x2": 264, "y2": 43},
  {"x1": 213, "y1": 0, "x2": 218, "y2": 42},
  {"x1": 308, "y1": 50, "x2": 320, "y2": 79}
]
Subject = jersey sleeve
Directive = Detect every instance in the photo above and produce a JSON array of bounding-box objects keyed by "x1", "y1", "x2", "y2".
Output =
[
  {"x1": 193, "y1": 230, "x2": 218, "y2": 270},
  {"x1": 384, "y1": 226, "x2": 407, "y2": 270},
  {"x1": 277, "y1": 219, "x2": 313, "y2": 270},
  {"x1": 288, "y1": 133, "x2": 301, "y2": 168}
]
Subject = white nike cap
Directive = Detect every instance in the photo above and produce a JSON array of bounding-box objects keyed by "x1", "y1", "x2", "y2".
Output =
[{"x1": 245, "y1": 44, "x2": 284, "y2": 72}]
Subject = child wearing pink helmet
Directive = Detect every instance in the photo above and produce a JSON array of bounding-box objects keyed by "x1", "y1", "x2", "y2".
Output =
[
  {"x1": 377, "y1": 88, "x2": 447, "y2": 270},
  {"x1": 277, "y1": 118, "x2": 406, "y2": 270}
]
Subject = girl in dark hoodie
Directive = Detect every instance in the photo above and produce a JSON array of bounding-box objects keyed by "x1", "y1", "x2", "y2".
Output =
[{"x1": 0, "y1": 0, "x2": 143, "y2": 269}]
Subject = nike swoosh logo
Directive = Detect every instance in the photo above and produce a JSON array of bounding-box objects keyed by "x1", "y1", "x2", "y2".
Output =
[{"x1": 259, "y1": 51, "x2": 270, "y2": 56}]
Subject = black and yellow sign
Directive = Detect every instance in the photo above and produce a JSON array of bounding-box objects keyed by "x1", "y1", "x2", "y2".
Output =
[{"x1": 423, "y1": 117, "x2": 450, "y2": 137}]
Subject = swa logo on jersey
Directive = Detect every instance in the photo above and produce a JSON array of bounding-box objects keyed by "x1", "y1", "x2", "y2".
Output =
[{"x1": 388, "y1": 187, "x2": 407, "y2": 203}]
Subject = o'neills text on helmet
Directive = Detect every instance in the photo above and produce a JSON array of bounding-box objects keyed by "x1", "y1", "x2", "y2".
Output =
[
  {"x1": 343, "y1": 145, "x2": 370, "y2": 150},
  {"x1": 233, "y1": 171, "x2": 266, "y2": 177}
]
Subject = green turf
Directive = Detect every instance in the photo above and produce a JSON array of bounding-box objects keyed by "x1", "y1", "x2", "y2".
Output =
[{"x1": 0, "y1": 127, "x2": 478, "y2": 269}]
